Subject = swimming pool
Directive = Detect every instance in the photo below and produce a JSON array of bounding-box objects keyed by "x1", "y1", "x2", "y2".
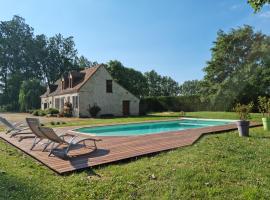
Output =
[{"x1": 75, "y1": 118, "x2": 234, "y2": 137}]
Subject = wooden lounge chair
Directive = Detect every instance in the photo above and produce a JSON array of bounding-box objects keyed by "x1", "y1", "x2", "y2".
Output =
[
  {"x1": 0, "y1": 116, "x2": 31, "y2": 137},
  {"x1": 39, "y1": 126, "x2": 101, "y2": 157}
]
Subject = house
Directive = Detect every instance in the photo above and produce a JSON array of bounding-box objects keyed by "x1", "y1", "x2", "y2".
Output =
[{"x1": 40, "y1": 64, "x2": 140, "y2": 117}]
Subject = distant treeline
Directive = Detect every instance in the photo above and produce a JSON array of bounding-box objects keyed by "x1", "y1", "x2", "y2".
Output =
[{"x1": 1, "y1": 16, "x2": 270, "y2": 113}]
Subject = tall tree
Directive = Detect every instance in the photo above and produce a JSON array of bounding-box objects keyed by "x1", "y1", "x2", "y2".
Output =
[
  {"x1": 18, "y1": 79, "x2": 45, "y2": 111},
  {"x1": 179, "y1": 80, "x2": 202, "y2": 96},
  {"x1": 0, "y1": 16, "x2": 38, "y2": 109},
  {"x1": 75, "y1": 56, "x2": 97, "y2": 69},
  {"x1": 106, "y1": 60, "x2": 148, "y2": 97},
  {"x1": 202, "y1": 25, "x2": 270, "y2": 110},
  {"x1": 144, "y1": 70, "x2": 179, "y2": 96}
]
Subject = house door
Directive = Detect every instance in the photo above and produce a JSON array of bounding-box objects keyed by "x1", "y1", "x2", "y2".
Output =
[{"x1": 122, "y1": 101, "x2": 130, "y2": 116}]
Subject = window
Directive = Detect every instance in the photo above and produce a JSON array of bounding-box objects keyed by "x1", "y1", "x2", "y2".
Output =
[
  {"x1": 106, "y1": 80, "x2": 113, "y2": 93},
  {"x1": 61, "y1": 80, "x2": 64, "y2": 90},
  {"x1": 72, "y1": 96, "x2": 78, "y2": 109},
  {"x1": 44, "y1": 103, "x2": 48, "y2": 109},
  {"x1": 60, "y1": 97, "x2": 65, "y2": 109},
  {"x1": 55, "y1": 98, "x2": 60, "y2": 109}
]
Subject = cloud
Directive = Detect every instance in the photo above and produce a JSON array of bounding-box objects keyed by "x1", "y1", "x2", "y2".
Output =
[
  {"x1": 230, "y1": 4, "x2": 241, "y2": 10},
  {"x1": 259, "y1": 11, "x2": 270, "y2": 18}
]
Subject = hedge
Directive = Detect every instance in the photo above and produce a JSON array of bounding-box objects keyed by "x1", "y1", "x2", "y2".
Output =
[{"x1": 139, "y1": 96, "x2": 210, "y2": 114}]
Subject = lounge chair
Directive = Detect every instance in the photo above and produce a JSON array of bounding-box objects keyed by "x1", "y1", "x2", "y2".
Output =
[
  {"x1": 24, "y1": 118, "x2": 51, "y2": 150},
  {"x1": 39, "y1": 126, "x2": 101, "y2": 157},
  {"x1": 0, "y1": 116, "x2": 30, "y2": 137}
]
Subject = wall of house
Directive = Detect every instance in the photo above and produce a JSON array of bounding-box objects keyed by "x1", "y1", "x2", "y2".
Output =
[
  {"x1": 79, "y1": 66, "x2": 140, "y2": 117},
  {"x1": 41, "y1": 93, "x2": 80, "y2": 117},
  {"x1": 41, "y1": 96, "x2": 53, "y2": 110}
]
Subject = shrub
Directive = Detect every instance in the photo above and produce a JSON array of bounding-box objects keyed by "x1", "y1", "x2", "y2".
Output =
[
  {"x1": 63, "y1": 102, "x2": 73, "y2": 117},
  {"x1": 32, "y1": 110, "x2": 40, "y2": 116},
  {"x1": 38, "y1": 110, "x2": 46, "y2": 116},
  {"x1": 258, "y1": 96, "x2": 270, "y2": 117},
  {"x1": 88, "y1": 104, "x2": 101, "y2": 117},
  {"x1": 46, "y1": 108, "x2": 59, "y2": 115},
  {"x1": 56, "y1": 121, "x2": 60, "y2": 125},
  {"x1": 100, "y1": 114, "x2": 114, "y2": 118},
  {"x1": 50, "y1": 121, "x2": 55, "y2": 125},
  {"x1": 234, "y1": 102, "x2": 254, "y2": 120}
]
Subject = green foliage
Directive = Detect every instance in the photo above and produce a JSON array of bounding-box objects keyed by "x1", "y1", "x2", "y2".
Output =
[
  {"x1": 0, "y1": 113, "x2": 270, "y2": 199},
  {"x1": 88, "y1": 104, "x2": 101, "y2": 117},
  {"x1": 144, "y1": 70, "x2": 179, "y2": 97},
  {"x1": 140, "y1": 96, "x2": 208, "y2": 114},
  {"x1": 46, "y1": 108, "x2": 59, "y2": 115},
  {"x1": 18, "y1": 79, "x2": 45, "y2": 112},
  {"x1": 0, "y1": 16, "x2": 90, "y2": 111},
  {"x1": 258, "y1": 96, "x2": 270, "y2": 117},
  {"x1": 248, "y1": 0, "x2": 270, "y2": 12},
  {"x1": 32, "y1": 109, "x2": 46, "y2": 116},
  {"x1": 179, "y1": 80, "x2": 202, "y2": 96},
  {"x1": 106, "y1": 60, "x2": 148, "y2": 97},
  {"x1": 202, "y1": 25, "x2": 270, "y2": 111},
  {"x1": 234, "y1": 102, "x2": 254, "y2": 120}
]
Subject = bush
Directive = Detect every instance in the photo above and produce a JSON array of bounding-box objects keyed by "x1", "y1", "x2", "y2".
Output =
[
  {"x1": 100, "y1": 114, "x2": 115, "y2": 118},
  {"x1": 88, "y1": 104, "x2": 101, "y2": 117},
  {"x1": 46, "y1": 108, "x2": 59, "y2": 115},
  {"x1": 38, "y1": 110, "x2": 46, "y2": 116},
  {"x1": 32, "y1": 110, "x2": 40, "y2": 116},
  {"x1": 234, "y1": 102, "x2": 254, "y2": 120},
  {"x1": 0, "y1": 104, "x2": 14, "y2": 112},
  {"x1": 32, "y1": 109, "x2": 46, "y2": 116},
  {"x1": 50, "y1": 121, "x2": 55, "y2": 125},
  {"x1": 62, "y1": 102, "x2": 73, "y2": 117}
]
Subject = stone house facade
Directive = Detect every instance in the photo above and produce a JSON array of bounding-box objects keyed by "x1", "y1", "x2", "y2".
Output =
[{"x1": 40, "y1": 64, "x2": 140, "y2": 117}]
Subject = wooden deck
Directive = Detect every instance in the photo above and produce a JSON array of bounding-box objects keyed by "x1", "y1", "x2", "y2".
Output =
[{"x1": 0, "y1": 122, "x2": 261, "y2": 174}]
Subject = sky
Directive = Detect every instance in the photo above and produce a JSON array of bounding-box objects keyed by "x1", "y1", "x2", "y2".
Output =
[{"x1": 0, "y1": 0, "x2": 270, "y2": 83}]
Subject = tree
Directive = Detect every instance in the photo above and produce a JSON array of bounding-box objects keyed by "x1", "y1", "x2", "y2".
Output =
[
  {"x1": 248, "y1": 0, "x2": 270, "y2": 12},
  {"x1": 106, "y1": 60, "x2": 148, "y2": 97},
  {"x1": 75, "y1": 55, "x2": 97, "y2": 69},
  {"x1": 202, "y1": 25, "x2": 270, "y2": 110},
  {"x1": 18, "y1": 79, "x2": 45, "y2": 111},
  {"x1": 144, "y1": 70, "x2": 179, "y2": 96},
  {"x1": 0, "y1": 16, "x2": 87, "y2": 110},
  {"x1": 144, "y1": 70, "x2": 163, "y2": 96},
  {"x1": 0, "y1": 16, "x2": 38, "y2": 110},
  {"x1": 179, "y1": 80, "x2": 202, "y2": 96}
]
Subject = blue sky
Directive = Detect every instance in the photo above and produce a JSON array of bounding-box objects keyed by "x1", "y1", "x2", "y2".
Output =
[{"x1": 0, "y1": 0, "x2": 270, "y2": 83}]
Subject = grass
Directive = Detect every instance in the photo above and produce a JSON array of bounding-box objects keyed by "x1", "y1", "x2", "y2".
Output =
[{"x1": 0, "y1": 112, "x2": 269, "y2": 199}]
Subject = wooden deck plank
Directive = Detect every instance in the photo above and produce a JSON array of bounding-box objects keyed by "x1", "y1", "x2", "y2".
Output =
[{"x1": 0, "y1": 122, "x2": 261, "y2": 174}]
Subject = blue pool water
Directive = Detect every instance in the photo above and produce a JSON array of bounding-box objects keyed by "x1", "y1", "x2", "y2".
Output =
[{"x1": 76, "y1": 119, "x2": 233, "y2": 136}]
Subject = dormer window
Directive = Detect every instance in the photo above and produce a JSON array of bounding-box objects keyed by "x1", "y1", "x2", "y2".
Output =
[
  {"x1": 61, "y1": 78, "x2": 65, "y2": 90},
  {"x1": 69, "y1": 74, "x2": 73, "y2": 88}
]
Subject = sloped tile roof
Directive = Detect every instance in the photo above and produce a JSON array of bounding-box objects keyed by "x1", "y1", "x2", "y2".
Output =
[{"x1": 40, "y1": 65, "x2": 101, "y2": 97}]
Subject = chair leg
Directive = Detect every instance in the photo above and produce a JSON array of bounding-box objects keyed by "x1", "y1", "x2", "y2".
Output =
[
  {"x1": 42, "y1": 140, "x2": 53, "y2": 152},
  {"x1": 30, "y1": 137, "x2": 41, "y2": 150},
  {"x1": 48, "y1": 143, "x2": 62, "y2": 156}
]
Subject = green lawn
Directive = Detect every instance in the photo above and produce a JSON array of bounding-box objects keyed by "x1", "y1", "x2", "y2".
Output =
[{"x1": 0, "y1": 112, "x2": 269, "y2": 199}]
